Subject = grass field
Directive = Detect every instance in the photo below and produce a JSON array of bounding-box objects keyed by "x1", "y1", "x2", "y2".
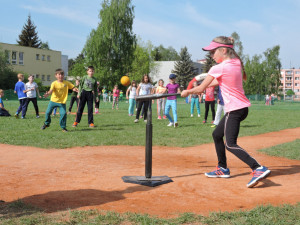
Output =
[{"x1": 1, "y1": 99, "x2": 300, "y2": 149}]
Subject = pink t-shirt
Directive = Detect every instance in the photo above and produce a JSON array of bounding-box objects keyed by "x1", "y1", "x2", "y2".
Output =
[
  {"x1": 205, "y1": 86, "x2": 215, "y2": 101},
  {"x1": 113, "y1": 89, "x2": 120, "y2": 97},
  {"x1": 208, "y1": 58, "x2": 251, "y2": 113}
]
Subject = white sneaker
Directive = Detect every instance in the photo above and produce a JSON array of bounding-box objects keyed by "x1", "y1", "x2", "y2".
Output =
[
  {"x1": 167, "y1": 122, "x2": 174, "y2": 127},
  {"x1": 191, "y1": 114, "x2": 193, "y2": 117},
  {"x1": 198, "y1": 114, "x2": 201, "y2": 117},
  {"x1": 144, "y1": 120, "x2": 147, "y2": 123},
  {"x1": 174, "y1": 122, "x2": 178, "y2": 128},
  {"x1": 134, "y1": 119, "x2": 139, "y2": 123}
]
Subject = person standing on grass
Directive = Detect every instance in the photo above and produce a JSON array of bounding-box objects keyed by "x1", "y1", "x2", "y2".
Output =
[
  {"x1": 211, "y1": 87, "x2": 224, "y2": 128},
  {"x1": 165, "y1": 74, "x2": 181, "y2": 127},
  {"x1": 203, "y1": 86, "x2": 215, "y2": 124},
  {"x1": 126, "y1": 80, "x2": 137, "y2": 116},
  {"x1": 134, "y1": 74, "x2": 154, "y2": 123},
  {"x1": 0, "y1": 89, "x2": 11, "y2": 117},
  {"x1": 24, "y1": 75, "x2": 42, "y2": 118},
  {"x1": 189, "y1": 81, "x2": 201, "y2": 118},
  {"x1": 41, "y1": 69, "x2": 77, "y2": 132},
  {"x1": 156, "y1": 79, "x2": 167, "y2": 120},
  {"x1": 181, "y1": 36, "x2": 270, "y2": 188},
  {"x1": 14, "y1": 73, "x2": 27, "y2": 119},
  {"x1": 95, "y1": 81, "x2": 101, "y2": 114},
  {"x1": 112, "y1": 85, "x2": 120, "y2": 110},
  {"x1": 73, "y1": 66, "x2": 98, "y2": 128},
  {"x1": 68, "y1": 79, "x2": 80, "y2": 115}
]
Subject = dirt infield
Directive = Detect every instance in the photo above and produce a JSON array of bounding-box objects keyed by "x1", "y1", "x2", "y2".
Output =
[{"x1": 0, "y1": 127, "x2": 300, "y2": 217}]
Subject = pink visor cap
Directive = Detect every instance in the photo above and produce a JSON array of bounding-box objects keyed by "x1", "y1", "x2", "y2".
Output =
[{"x1": 202, "y1": 41, "x2": 233, "y2": 51}]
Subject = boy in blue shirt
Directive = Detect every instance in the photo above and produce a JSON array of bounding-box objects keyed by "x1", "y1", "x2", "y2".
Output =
[
  {"x1": 14, "y1": 73, "x2": 27, "y2": 119},
  {"x1": 0, "y1": 89, "x2": 11, "y2": 116}
]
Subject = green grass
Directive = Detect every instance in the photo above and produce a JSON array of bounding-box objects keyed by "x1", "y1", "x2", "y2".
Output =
[
  {"x1": 1, "y1": 100, "x2": 300, "y2": 148},
  {"x1": 1, "y1": 200, "x2": 299, "y2": 224},
  {"x1": 259, "y1": 139, "x2": 300, "y2": 160}
]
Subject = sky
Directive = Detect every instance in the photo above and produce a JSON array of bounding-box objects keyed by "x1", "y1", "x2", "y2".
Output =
[{"x1": 0, "y1": 0, "x2": 299, "y2": 68}]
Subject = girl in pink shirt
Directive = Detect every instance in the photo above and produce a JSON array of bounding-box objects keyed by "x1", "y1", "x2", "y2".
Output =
[
  {"x1": 112, "y1": 85, "x2": 120, "y2": 110},
  {"x1": 181, "y1": 36, "x2": 270, "y2": 188}
]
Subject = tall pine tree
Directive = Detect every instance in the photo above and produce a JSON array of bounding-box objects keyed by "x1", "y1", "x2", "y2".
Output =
[
  {"x1": 172, "y1": 46, "x2": 195, "y2": 88},
  {"x1": 203, "y1": 52, "x2": 215, "y2": 73},
  {"x1": 17, "y1": 15, "x2": 41, "y2": 48}
]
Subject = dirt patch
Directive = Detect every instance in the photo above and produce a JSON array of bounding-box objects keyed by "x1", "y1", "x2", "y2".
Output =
[{"x1": 0, "y1": 128, "x2": 300, "y2": 217}]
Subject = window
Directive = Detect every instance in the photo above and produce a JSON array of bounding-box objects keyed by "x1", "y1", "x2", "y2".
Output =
[
  {"x1": 12, "y1": 51, "x2": 17, "y2": 64},
  {"x1": 5, "y1": 50, "x2": 10, "y2": 64},
  {"x1": 47, "y1": 75, "x2": 51, "y2": 81},
  {"x1": 42, "y1": 55, "x2": 45, "y2": 61},
  {"x1": 47, "y1": 55, "x2": 51, "y2": 61},
  {"x1": 286, "y1": 77, "x2": 292, "y2": 81},
  {"x1": 295, "y1": 71, "x2": 300, "y2": 74},
  {"x1": 286, "y1": 83, "x2": 292, "y2": 87},
  {"x1": 36, "y1": 54, "x2": 40, "y2": 60},
  {"x1": 42, "y1": 75, "x2": 45, "y2": 81},
  {"x1": 19, "y1": 52, "x2": 24, "y2": 65},
  {"x1": 295, "y1": 83, "x2": 299, "y2": 87},
  {"x1": 295, "y1": 77, "x2": 300, "y2": 80},
  {"x1": 36, "y1": 74, "x2": 40, "y2": 79},
  {"x1": 286, "y1": 71, "x2": 293, "y2": 75}
]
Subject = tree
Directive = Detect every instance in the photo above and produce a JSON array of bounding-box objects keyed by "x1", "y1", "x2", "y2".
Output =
[
  {"x1": 84, "y1": 0, "x2": 137, "y2": 90},
  {"x1": 0, "y1": 49, "x2": 17, "y2": 89},
  {"x1": 172, "y1": 46, "x2": 195, "y2": 88},
  {"x1": 69, "y1": 53, "x2": 86, "y2": 78},
  {"x1": 17, "y1": 15, "x2": 41, "y2": 48},
  {"x1": 203, "y1": 52, "x2": 215, "y2": 73},
  {"x1": 286, "y1": 89, "x2": 295, "y2": 96},
  {"x1": 231, "y1": 31, "x2": 244, "y2": 60},
  {"x1": 40, "y1": 41, "x2": 50, "y2": 50},
  {"x1": 151, "y1": 45, "x2": 180, "y2": 61}
]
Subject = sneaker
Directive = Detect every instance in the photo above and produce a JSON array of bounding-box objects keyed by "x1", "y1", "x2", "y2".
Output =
[
  {"x1": 202, "y1": 120, "x2": 207, "y2": 124},
  {"x1": 174, "y1": 122, "x2": 178, "y2": 128},
  {"x1": 191, "y1": 114, "x2": 193, "y2": 117},
  {"x1": 211, "y1": 120, "x2": 214, "y2": 124},
  {"x1": 205, "y1": 166, "x2": 230, "y2": 178},
  {"x1": 211, "y1": 124, "x2": 216, "y2": 128},
  {"x1": 167, "y1": 122, "x2": 174, "y2": 127},
  {"x1": 247, "y1": 166, "x2": 271, "y2": 188},
  {"x1": 144, "y1": 120, "x2": 147, "y2": 123},
  {"x1": 134, "y1": 119, "x2": 139, "y2": 123},
  {"x1": 158, "y1": 116, "x2": 162, "y2": 120},
  {"x1": 14, "y1": 114, "x2": 19, "y2": 119},
  {"x1": 36, "y1": 115, "x2": 40, "y2": 118},
  {"x1": 41, "y1": 124, "x2": 49, "y2": 130},
  {"x1": 72, "y1": 122, "x2": 78, "y2": 127},
  {"x1": 198, "y1": 114, "x2": 201, "y2": 117},
  {"x1": 163, "y1": 115, "x2": 167, "y2": 119},
  {"x1": 67, "y1": 112, "x2": 71, "y2": 115},
  {"x1": 89, "y1": 123, "x2": 95, "y2": 128},
  {"x1": 62, "y1": 128, "x2": 68, "y2": 132},
  {"x1": 21, "y1": 117, "x2": 25, "y2": 119},
  {"x1": 140, "y1": 116, "x2": 143, "y2": 119}
]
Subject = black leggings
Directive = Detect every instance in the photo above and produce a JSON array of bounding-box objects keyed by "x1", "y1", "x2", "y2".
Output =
[
  {"x1": 212, "y1": 107, "x2": 260, "y2": 170},
  {"x1": 205, "y1": 101, "x2": 215, "y2": 121},
  {"x1": 25, "y1": 97, "x2": 39, "y2": 116},
  {"x1": 136, "y1": 100, "x2": 150, "y2": 120}
]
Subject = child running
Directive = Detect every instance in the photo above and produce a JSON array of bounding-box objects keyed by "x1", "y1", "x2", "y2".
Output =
[
  {"x1": 73, "y1": 66, "x2": 98, "y2": 128},
  {"x1": 126, "y1": 80, "x2": 137, "y2": 116},
  {"x1": 203, "y1": 86, "x2": 215, "y2": 124},
  {"x1": 189, "y1": 81, "x2": 201, "y2": 118},
  {"x1": 165, "y1": 74, "x2": 181, "y2": 127},
  {"x1": 14, "y1": 73, "x2": 27, "y2": 119},
  {"x1": 42, "y1": 69, "x2": 78, "y2": 132},
  {"x1": 181, "y1": 36, "x2": 270, "y2": 188},
  {"x1": 0, "y1": 89, "x2": 11, "y2": 116},
  {"x1": 95, "y1": 81, "x2": 100, "y2": 114},
  {"x1": 68, "y1": 79, "x2": 80, "y2": 114},
  {"x1": 156, "y1": 79, "x2": 167, "y2": 119},
  {"x1": 24, "y1": 75, "x2": 42, "y2": 118},
  {"x1": 112, "y1": 85, "x2": 120, "y2": 110}
]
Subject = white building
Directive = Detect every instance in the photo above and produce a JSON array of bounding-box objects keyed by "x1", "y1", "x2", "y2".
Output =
[
  {"x1": 61, "y1": 55, "x2": 69, "y2": 77},
  {"x1": 150, "y1": 61, "x2": 204, "y2": 86}
]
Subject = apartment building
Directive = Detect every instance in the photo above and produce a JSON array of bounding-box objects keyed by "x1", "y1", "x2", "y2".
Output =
[
  {"x1": 280, "y1": 68, "x2": 300, "y2": 100},
  {"x1": 0, "y1": 42, "x2": 67, "y2": 86}
]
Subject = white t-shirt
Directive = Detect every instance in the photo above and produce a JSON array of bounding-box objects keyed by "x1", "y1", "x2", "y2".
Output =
[
  {"x1": 139, "y1": 83, "x2": 153, "y2": 95},
  {"x1": 25, "y1": 82, "x2": 38, "y2": 98},
  {"x1": 128, "y1": 86, "x2": 137, "y2": 99}
]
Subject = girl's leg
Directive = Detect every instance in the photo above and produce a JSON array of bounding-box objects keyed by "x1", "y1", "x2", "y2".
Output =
[
  {"x1": 157, "y1": 99, "x2": 161, "y2": 117},
  {"x1": 128, "y1": 98, "x2": 133, "y2": 115},
  {"x1": 190, "y1": 98, "x2": 195, "y2": 115},
  {"x1": 212, "y1": 115, "x2": 227, "y2": 168},
  {"x1": 162, "y1": 98, "x2": 166, "y2": 116},
  {"x1": 211, "y1": 101, "x2": 216, "y2": 121},
  {"x1": 136, "y1": 101, "x2": 143, "y2": 119},
  {"x1": 171, "y1": 100, "x2": 178, "y2": 123},
  {"x1": 204, "y1": 101, "x2": 209, "y2": 121},
  {"x1": 112, "y1": 97, "x2": 116, "y2": 109},
  {"x1": 225, "y1": 108, "x2": 261, "y2": 170},
  {"x1": 116, "y1": 97, "x2": 119, "y2": 109},
  {"x1": 143, "y1": 100, "x2": 150, "y2": 120},
  {"x1": 214, "y1": 104, "x2": 223, "y2": 125},
  {"x1": 196, "y1": 99, "x2": 200, "y2": 115},
  {"x1": 164, "y1": 100, "x2": 173, "y2": 123}
]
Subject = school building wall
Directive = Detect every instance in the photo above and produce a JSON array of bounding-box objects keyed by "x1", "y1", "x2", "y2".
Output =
[
  {"x1": 280, "y1": 68, "x2": 300, "y2": 100},
  {"x1": 0, "y1": 42, "x2": 63, "y2": 86}
]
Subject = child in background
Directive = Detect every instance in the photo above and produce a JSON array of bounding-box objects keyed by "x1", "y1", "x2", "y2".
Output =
[
  {"x1": 203, "y1": 86, "x2": 215, "y2": 124},
  {"x1": 95, "y1": 81, "x2": 100, "y2": 114},
  {"x1": 126, "y1": 80, "x2": 137, "y2": 116},
  {"x1": 165, "y1": 74, "x2": 181, "y2": 127},
  {"x1": 73, "y1": 66, "x2": 98, "y2": 128},
  {"x1": 108, "y1": 91, "x2": 112, "y2": 102},
  {"x1": 102, "y1": 87, "x2": 107, "y2": 102},
  {"x1": 112, "y1": 85, "x2": 120, "y2": 110},
  {"x1": 211, "y1": 87, "x2": 224, "y2": 128},
  {"x1": 156, "y1": 79, "x2": 167, "y2": 119},
  {"x1": 189, "y1": 81, "x2": 201, "y2": 118},
  {"x1": 119, "y1": 90, "x2": 124, "y2": 102},
  {"x1": 68, "y1": 79, "x2": 80, "y2": 114},
  {"x1": 181, "y1": 36, "x2": 270, "y2": 188},
  {"x1": 14, "y1": 73, "x2": 27, "y2": 119},
  {"x1": 135, "y1": 74, "x2": 154, "y2": 123},
  {"x1": 0, "y1": 89, "x2": 11, "y2": 116},
  {"x1": 42, "y1": 69, "x2": 77, "y2": 132},
  {"x1": 24, "y1": 75, "x2": 42, "y2": 118}
]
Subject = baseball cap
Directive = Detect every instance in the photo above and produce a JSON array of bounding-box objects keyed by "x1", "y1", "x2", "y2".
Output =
[
  {"x1": 169, "y1": 74, "x2": 176, "y2": 79},
  {"x1": 202, "y1": 41, "x2": 233, "y2": 51}
]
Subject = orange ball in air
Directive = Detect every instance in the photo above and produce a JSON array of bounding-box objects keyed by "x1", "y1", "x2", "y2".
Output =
[{"x1": 120, "y1": 75, "x2": 130, "y2": 86}]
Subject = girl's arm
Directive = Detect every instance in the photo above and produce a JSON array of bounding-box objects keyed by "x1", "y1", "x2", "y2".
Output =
[
  {"x1": 177, "y1": 87, "x2": 181, "y2": 94},
  {"x1": 36, "y1": 86, "x2": 42, "y2": 98},
  {"x1": 181, "y1": 75, "x2": 214, "y2": 97},
  {"x1": 207, "y1": 79, "x2": 219, "y2": 87},
  {"x1": 126, "y1": 86, "x2": 131, "y2": 99},
  {"x1": 136, "y1": 85, "x2": 141, "y2": 96}
]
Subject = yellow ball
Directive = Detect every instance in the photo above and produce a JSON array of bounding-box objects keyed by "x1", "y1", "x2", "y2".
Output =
[{"x1": 120, "y1": 75, "x2": 130, "y2": 86}]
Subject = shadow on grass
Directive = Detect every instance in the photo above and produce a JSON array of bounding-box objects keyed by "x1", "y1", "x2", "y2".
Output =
[
  {"x1": 240, "y1": 125, "x2": 260, "y2": 128},
  {"x1": 0, "y1": 185, "x2": 151, "y2": 218}
]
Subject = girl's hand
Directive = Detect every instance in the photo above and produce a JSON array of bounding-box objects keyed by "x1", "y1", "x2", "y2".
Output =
[{"x1": 181, "y1": 90, "x2": 189, "y2": 98}]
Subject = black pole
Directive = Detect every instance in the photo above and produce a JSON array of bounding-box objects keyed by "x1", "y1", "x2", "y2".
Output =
[{"x1": 145, "y1": 100, "x2": 152, "y2": 178}]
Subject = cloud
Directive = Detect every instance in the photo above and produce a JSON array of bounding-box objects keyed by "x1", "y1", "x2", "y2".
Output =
[
  {"x1": 233, "y1": 20, "x2": 263, "y2": 34},
  {"x1": 20, "y1": 4, "x2": 98, "y2": 28}
]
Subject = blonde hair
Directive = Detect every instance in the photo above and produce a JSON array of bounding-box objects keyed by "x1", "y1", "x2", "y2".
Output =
[
  {"x1": 213, "y1": 36, "x2": 247, "y2": 81},
  {"x1": 17, "y1": 73, "x2": 24, "y2": 79},
  {"x1": 0, "y1": 89, "x2": 3, "y2": 95}
]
